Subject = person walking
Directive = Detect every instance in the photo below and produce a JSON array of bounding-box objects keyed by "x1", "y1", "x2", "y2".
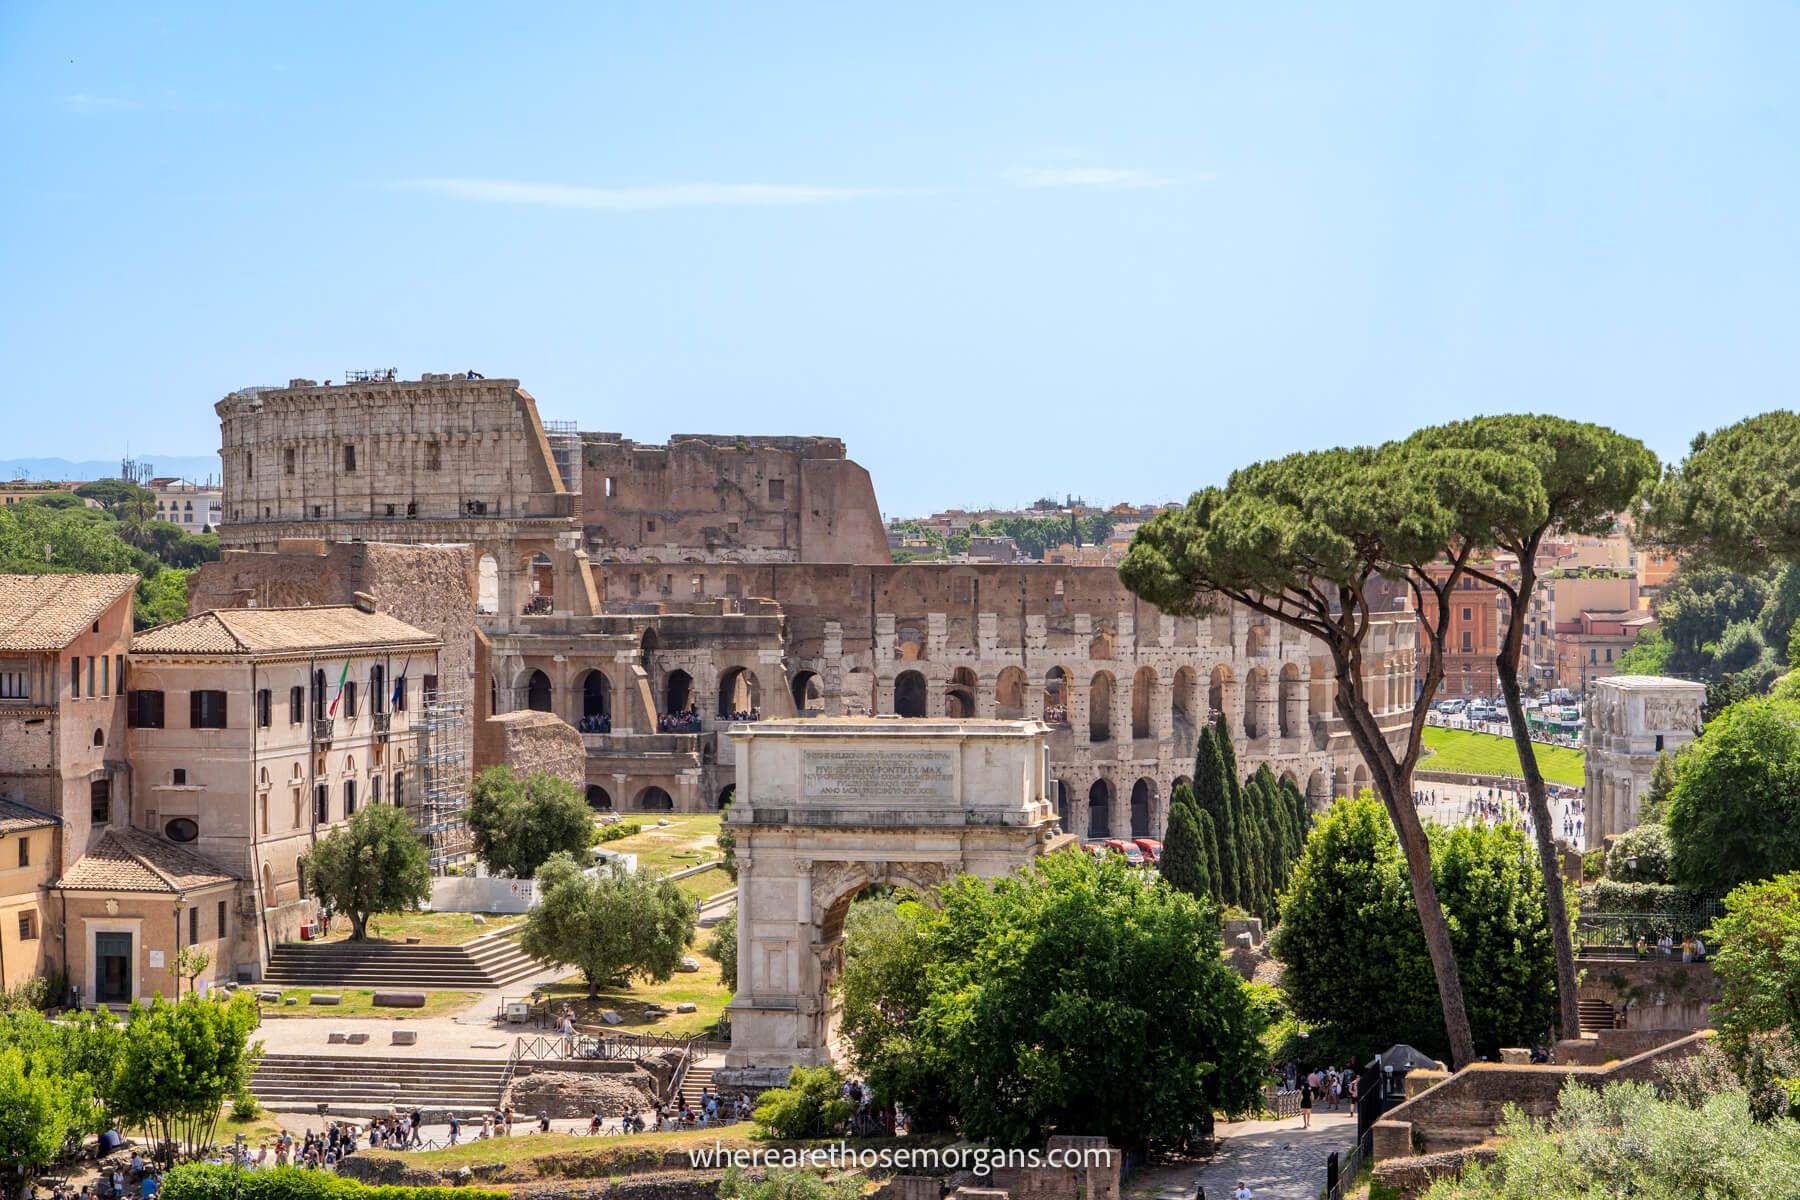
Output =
[{"x1": 1298, "y1": 1077, "x2": 1314, "y2": 1128}]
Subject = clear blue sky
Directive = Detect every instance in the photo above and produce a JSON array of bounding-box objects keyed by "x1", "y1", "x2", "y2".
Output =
[{"x1": 4, "y1": 3, "x2": 1798, "y2": 517}]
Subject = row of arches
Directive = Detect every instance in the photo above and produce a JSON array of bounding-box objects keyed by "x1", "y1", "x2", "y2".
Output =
[
  {"x1": 1050, "y1": 762, "x2": 1369, "y2": 842},
  {"x1": 889, "y1": 618, "x2": 1284, "y2": 663}
]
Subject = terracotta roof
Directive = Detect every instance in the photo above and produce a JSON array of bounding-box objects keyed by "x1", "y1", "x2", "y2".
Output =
[
  {"x1": 0, "y1": 574, "x2": 137, "y2": 651},
  {"x1": 0, "y1": 797, "x2": 58, "y2": 834},
  {"x1": 55, "y1": 828, "x2": 236, "y2": 894},
  {"x1": 133, "y1": 605, "x2": 439, "y2": 657}
]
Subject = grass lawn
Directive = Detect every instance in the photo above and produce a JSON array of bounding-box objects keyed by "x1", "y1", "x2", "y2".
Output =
[
  {"x1": 389, "y1": 1124, "x2": 747, "y2": 1174},
  {"x1": 602, "y1": 813, "x2": 724, "y2": 873},
  {"x1": 258, "y1": 988, "x2": 480, "y2": 1019},
  {"x1": 1421, "y1": 726, "x2": 1585, "y2": 787},
  {"x1": 671, "y1": 864, "x2": 733, "y2": 904},
  {"x1": 541, "y1": 934, "x2": 731, "y2": 1037},
  {"x1": 308, "y1": 910, "x2": 522, "y2": 946}
]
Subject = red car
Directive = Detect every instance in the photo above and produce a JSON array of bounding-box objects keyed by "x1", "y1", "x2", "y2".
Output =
[
  {"x1": 1134, "y1": 838, "x2": 1163, "y2": 867},
  {"x1": 1102, "y1": 838, "x2": 1146, "y2": 866}
]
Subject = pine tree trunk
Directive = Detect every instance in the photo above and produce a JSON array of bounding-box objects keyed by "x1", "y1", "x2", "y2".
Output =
[
  {"x1": 1494, "y1": 567, "x2": 1583, "y2": 1042},
  {"x1": 1338, "y1": 680, "x2": 1478, "y2": 1069}
]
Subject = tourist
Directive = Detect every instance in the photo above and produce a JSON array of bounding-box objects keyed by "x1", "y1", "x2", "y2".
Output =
[
  {"x1": 1233, "y1": 1181, "x2": 1253, "y2": 1200},
  {"x1": 589, "y1": 1111, "x2": 603, "y2": 1135},
  {"x1": 538, "y1": 1112, "x2": 552, "y2": 1133},
  {"x1": 448, "y1": 1114, "x2": 460, "y2": 1145},
  {"x1": 1298, "y1": 1077, "x2": 1314, "y2": 1128}
]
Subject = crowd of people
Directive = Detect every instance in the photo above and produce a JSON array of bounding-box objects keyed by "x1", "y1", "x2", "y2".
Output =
[
  {"x1": 577, "y1": 713, "x2": 612, "y2": 733},
  {"x1": 659, "y1": 709, "x2": 704, "y2": 732},
  {"x1": 1278, "y1": 1061, "x2": 1362, "y2": 1129}
]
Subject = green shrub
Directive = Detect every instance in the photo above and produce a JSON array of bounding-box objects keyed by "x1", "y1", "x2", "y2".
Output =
[
  {"x1": 596, "y1": 822, "x2": 642, "y2": 845},
  {"x1": 162, "y1": 1165, "x2": 504, "y2": 1200},
  {"x1": 1582, "y1": 849, "x2": 1607, "y2": 880},
  {"x1": 230, "y1": 1090, "x2": 261, "y2": 1121},
  {"x1": 1578, "y1": 879, "x2": 1709, "y2": 917},
  {"x1": 752, "y1": 1066, "x2": 853, "y2": 1139},
  {"x1": 1606, "y1": 824, "x2": 1673, "y2": 884}
]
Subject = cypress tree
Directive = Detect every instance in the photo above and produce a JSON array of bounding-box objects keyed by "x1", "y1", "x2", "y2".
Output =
[
  {"x1": 1193, "y1": 726, "x2": 1238, "y2": 905},
  {"x1": 1194, "y1": 807, "x2": 1223, "y2": 904},
  {"x1": 1161, "y1": 790, "x2": 1210, "y2": 902},
  {"x1": 1213, "y1": 713, "x2": 1247, "y2": 910}
]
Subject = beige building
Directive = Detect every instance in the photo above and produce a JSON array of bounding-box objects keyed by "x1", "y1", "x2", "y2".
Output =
[
  {"x1": 149, "y1": 477, "x2": 223, "y2": 533},
  {"x1": 1525, "y1": 572, "x2": 1641, "y2": 690},
  {"x1": 0, "y1": 798, "x2": 58, "y2": 992},
  {"x1": 1584, "y1": 675, "x2": 1706, "y2": 848},
  {"x1": 126, "y1": 601, "x2": 442, "y2": 975}
]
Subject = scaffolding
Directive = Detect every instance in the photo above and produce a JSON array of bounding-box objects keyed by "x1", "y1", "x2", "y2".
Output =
[
  {"x1": 412, "y1": 681, "x2": 470, "y2": 871},
  {"x1": 543, "y1": 419, "x2": 582, "y2": 497}
]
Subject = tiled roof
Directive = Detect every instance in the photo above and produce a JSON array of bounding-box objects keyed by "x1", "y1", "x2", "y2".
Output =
[
  {"x1": 0, "y1": 574, "x2": 137, "y2": 651},
  {"x1": 133, "y1": 605, "x2": 438, "y2": 657},
  {"x1": 55, "y1": 828, "x2": 237, "y2": 894},
  {"x1": 0, "y1": 797, "x2": 58, "y2": 834}
]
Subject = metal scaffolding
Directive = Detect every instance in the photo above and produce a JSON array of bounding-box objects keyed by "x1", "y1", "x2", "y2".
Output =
[
  {"x1": 412, "y1": 682, "x2": 470, "y2": 870},
  {"x1": 543, "y1": 419, "x2": 582, "y2": 497}
]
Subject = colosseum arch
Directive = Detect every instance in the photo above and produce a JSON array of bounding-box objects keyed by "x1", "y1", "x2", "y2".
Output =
[
  {"x1": 994, "y1": 666, "x2": 1027, "y2": 719},
  {"x1": 718, "y1": 667, "x2": 761, "y2": 718},
  {"x1": 790, "y1": 671, "x2": 824, "y2": 713},
  {"x1": 1208, "y1": 664, "x2": 1237, "y2": 732},
  {"x1": 1246, "y1": 623, "x2": 1271, "y2": 657},
  {"x1": 893, "y1": 670, "x2": 928, "y2": 718},
  {"x1": 523, "y1": 669, "x2": 552, "y2": 713},
  {"x1": 945, "y1": 668, "x2": 977, "y2": 718},
  {"x1": 1172, "y1": 666, "x2": 1197, "y2": 746},
  {"x1": 1129, "y1": 778, "x2": 1156, "y2": 839},
  {"x1": 585, "y1": 784, "x2": 613, "y2": 810},
  {"x1": 1089, "y1": 672, "x2": 1115, "y2": 742},
  {"x1": 476, "y1": 554, "x2": 500, "y2": 614},
  {"x1": 1243, "y1": 667, "x2": 1269, "y2": 739},
  {"x1": 664, "y1": 669, "x2": 694, "y2": 716},
  {"x1": 1043, "y1": 667, "x2": 1068, "y2": 725},
  {"x1": 1087, "y1": 778, "x2": 1113, "y2": 839},
  {"x1": 579, "y1": 670, "x2": 612, "y2": 725},
  {"x1": 1278, "y1": 663, "x2": 1304, "y2": 739},
  {"x1": 1131, "y1": 666, "x2": 1157, "y2": 740}
]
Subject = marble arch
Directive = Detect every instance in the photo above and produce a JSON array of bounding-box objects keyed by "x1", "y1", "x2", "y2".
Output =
[{"x1": 720, "y1": 718, "x2": 1067, "y2": 1086}]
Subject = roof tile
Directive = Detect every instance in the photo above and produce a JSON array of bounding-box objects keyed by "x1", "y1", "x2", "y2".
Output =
[
  {"x1": 133, "y1": 606, "x2": 438, "y2": 657},
  {"x1": 0, "y1": 574, "x2": 137, "y2": 651},
  {"x1": 56, "y1": 828, "x2": 236, "y2": 893}
]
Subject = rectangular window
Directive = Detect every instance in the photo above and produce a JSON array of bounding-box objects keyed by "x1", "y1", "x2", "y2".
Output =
[
  {"x1": 394, "y1": 677, "x2": 408, "y2": 712},
  {"x1": 0, "y1": 670, "x2": 25, "y2": 700},
  {"x1": 173, "y1": 768, "x2": 187, "y2": 785},
  {"x1": 127, "y1": 690, "x2": 166, "y2": 728},
  {"x1": 17, "y1": 836, "x2": 28, "y2": 868},
  {"x1": 343, "y1": 780, "x2": 357, "y2": 816},
  {"x1": 90, "y1": 779, "x2": 109, "y2": 824},
  {"x1": 256, "y1": 688, "x2": 272, "y2": 728},
  {"x1": 87, "y1": 657, "x2": 95, "y2": 697},
  {"x1": 1461, "y1": 632, "x2": 1473, "y2": 652},
  {"x1": 393, "y1": 773, "x2": 405, "y2": 806},
  {"x1": 314, "y1": 785, "x2": 328, "y2": 824},
  {"x1": 116, "y1": 655, "x2": 125, "y2": 692},
  {"x1": 691, "y1": 574, "x2": 704, "y2": 595},
  {"x1": 190, "y1": 690, "x2": 228, "y2": 730},
  {"x1": 343, "y1": 444, "x2": 357, "y2": 472},
  {"x1": 604, "y1": 476, "x2": 615, "y2": 497},
  {"x1": 370, "y1": 774, "x2": 382, "y2": 805},
  {"x1": 1462, "y1": 607, "x2": 1472, "y2": 622},
  {"x1": 101, "y1": 655, "x2": 109, "y2": 696},
  {"x1": 71, "y1": 658, "x2": 80, "y2": 699},
  {"x1": 423, "y1": 674, "x2": 438, "y2": 702},
  {"x1": 768, "y1": 478, "x2": 785, "y2": 501},
  {"x1": 290, "y1": 686, "x2": 304, "y2": 724},
  {"x1": 218, "y1": 900, "x2": 227, "y2": 938},
  {"x1": 188, "y1": 907, "x2": 198, "y2": 945},
  {"x1": 284, "y1": 447, "x2": 296, "y2": 474},
  {"x1": 724, "y1": 573, "x2": 741, "y2": 596},
  {"x1": 344, "y1": 682, "x2": 358, "y2": 718},
  {"x1": 260, "y1": 794, "x2": 269, "y2": 836},
  {"x1": 17, "y1": 912, "x2": 36, "y2": 941},
  {"x1": 426, "y1": 443, "x2": 441, "y2": 471}
]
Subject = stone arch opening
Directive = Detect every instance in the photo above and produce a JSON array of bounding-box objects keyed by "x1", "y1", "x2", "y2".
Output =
[
  {"x1": 1131, "y1": 666, "x2": 1157, "y2": 740},
  {"x1": 261, "y1": 863, "x2": 274, "y2": 905},
  {"x1": 1089, "y1": 631, "x2": 1114, "y2": 660},
  {"x1": 790, "y1": 671, "x2": 824, "y2": 713},
  {"x1": 579, "y1": 670, "x2": 612, "y2": 730},
  {"x1": 476, "y1": 553, "x2": 499, "y2": 614},
  {"x1": 1043, "y1": 667, "x2": 1068, "y2": 725},
  {"x1": 1246, "y1": 623, "x2": 1270, "y2": 657},
  {"x1": 92, "y1": 728, "x2": 104, "y2": 747},
  {"x1": 844, "y1": 667, "x2": 874, "y2": 714},
  {"x1": 994, "y1": 666, "x2": 1027, "y2": 719},
  {"x1": 1087, "y1": 779, "x2": 1113, "y2": 839},
  {"x1": 641, "y1": 627, "x2": 659, "y2": 654},
  {"x1": 1279, "y1": 663, "x2": 1304, "y2": 739},
  {"x1": 1306, "y1": 769, "x2": 1330, "y2": 811},
  {"x1": 634, "y1": 786, "x2": 674, "y2": 812},
  {"x1": 1351, "y1": 764, "x2": 1370, "y2": 795},
  {"x1": 1130, "y1": 778, "x2": 1154, "y2": 839},
  {"x1": 893, "y1": 670, "x2": 928, "y2": 718},
  {"x1": 1172, "y1": 666, "x2": 1197, "y2": 747},
  {"x1": 896, "y1": 627, "x2": 926, "y2": 662},
  {"x1": 1208, "y1": 664, "x2": 1235, "y2": 730},
  {"x1": 1051, "y1": 779, "x2": 1072, "y2": 830},
  {"x1": 665, "y1": 669, "x2": 694, "y2": 716},
  {"x1": 1243, "y1": 667, "x2": 1269, "y2": 739},
  {"x1": 1089, "y1": 671, "x2": 1115, "y2": 742},
  {"x1": 718, "y1": 784, "x2": 736, "y2": 809},
  {"x1": 945, "y1": 667, "x2": 977, "y2": 718},
  {"x1": 521, "y1": 552, "x2": 555, "y2": 616},
  {"x1": 524, "y1": 669, "x2": 552, "y2": 713},
  {"x1": 718, "y1": 667, "x2": 762, "y2": 719},
  {"x1": 586, "y1": 784, "x2": 613, "y2": 811}
]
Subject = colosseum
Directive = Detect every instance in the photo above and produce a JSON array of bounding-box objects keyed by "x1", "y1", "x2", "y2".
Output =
[{"x1": 210, "y1": 373, "x2": 1414, "y2": 843}]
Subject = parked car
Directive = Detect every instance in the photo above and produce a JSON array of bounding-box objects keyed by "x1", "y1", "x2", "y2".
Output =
[
  {"x1": 1102, "y1": 838, "x2": 1146, "y2": 866},
  {"x1": 1134, "y1": 838, "x2": 1163, "y2": 866},
  {"x1": 1437, "y1": 699, "x2": 1468, "y2": 715},
  {"x1": 1468, "y1": 704, "x2": 1503, "y2": 722}
]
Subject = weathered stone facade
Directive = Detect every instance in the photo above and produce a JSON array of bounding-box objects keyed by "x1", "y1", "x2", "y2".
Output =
[
  {"x1": 1582, "y1": 674, "x2": 1705, "y2": 848},
  {"x1": 479, "y1": 711, "x2": 585, "y2": 793}
]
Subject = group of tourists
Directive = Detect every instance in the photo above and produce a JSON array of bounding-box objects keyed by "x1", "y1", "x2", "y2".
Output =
[
  {"x1": 1637, "y1": 933, "x2": 1708, "y2": 962},
  {"x1": 1280, "y1": 1061, "x2": 1360, "y2": 1129},
  {"x1": 660, "y1": 708, "x2": 704, "y2": 732},
  {"x1": 576, "y1": 713, "x2": 613, "y2": 733}
]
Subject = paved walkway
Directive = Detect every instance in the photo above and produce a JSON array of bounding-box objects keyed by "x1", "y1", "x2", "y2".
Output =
[{"x1": 1130, "y1": 1112, "x2": 1357, "y2": 1200}]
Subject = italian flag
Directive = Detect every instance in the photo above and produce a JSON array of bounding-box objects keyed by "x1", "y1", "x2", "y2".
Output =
[{"x1": 327, "y1": 659, "x2": 351, "y2": 716}]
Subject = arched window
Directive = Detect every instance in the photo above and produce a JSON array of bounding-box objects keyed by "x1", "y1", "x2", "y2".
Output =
[
  {"x1": 791, "y1": 671, "x2": 824, "y2": 713},
  {"x1": 717, "y1": 667, "x2": 761, "y2": 719},
  {"x1": 1087, "y1": 780, "x2": 1112, "y2": 840},
  {"x1": 1088, "y1": 672, "x2": 1115, "y2": 742},
  {"x1": 893, "y1": 670, "x2": 927, "y2": 718},
  {"x1": 665, "y1": 669, "x2": 694, "y2": 715},
  {"x1": 525, "y1": 670, "x2": 552, "y2": 713},
  {"x1": 580, "y1": 671, "x2": 612, "y2": 731},
  {"x1": 586, "y1": 785, "x2": 613, "y2": 811},
  {"x1": 945, "y1": 668, "x2": 977, "y2": 718}
]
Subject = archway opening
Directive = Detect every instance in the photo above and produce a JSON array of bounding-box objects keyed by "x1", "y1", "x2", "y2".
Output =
[
  {"x1": 1052, "y1": 779, "x2": 1072, "y2": 831},
  {"x1": 525, "y1": 669, "x2": 552, "y2": 713},
  {"x1": 522, "y1": 552, "x2": 555, "y2": 615},
  {"x1": 1130, "y1": 778, "x2": 1154, "y2": 839},
  {"x1": 1089, "y1": 672, "x2": 1114, "y2": 742},
  {"x1": 1172, "y1": 666, "x2": 1197, "y2": 748},
  {"x1": 1131, "y1": 667, "x2": 1156, "y2": 740},
  {"x1": 995, "y1": 666, "x2": 1026, "y2": 720},
  {"x1": 586, "y1": 784, "x2": 613, "y2": 811},
  {"x1": 580, "y1": 670, "x2": 612, "y2": 732},
  {"x1": 634, "y1": 786, "x2": 674, "y2": 812},
  {"x1": 791, "y1": 671, "x2": 824, "y2": 713},
  {"x1": 476, "y1": 554, "x2": 499, "y2": 614},
  {"x1": 718, "y1": 667, "x2": 762, "y2": 719},
  {"x1": 1087, "y1": 780, "x2": 1112, "y2": 840},
  {"x1": 1243, "y1": 668, "x2": 1268, "y2": 739},
  {"x1": 1209, "y1": 665, "x2": 1236, "y2": 733},
  {"x1": 1279, "y1": 663, "x2": 1303, "y2": 739},
  {"x1": 1043, "y1": 667, "x2": 1067, "y2": 726},
  {"x1": 945, "y1": 667, "x2": 977, "y2": 718},
  {"x1": 665, "y1": 669, "x2": 694, "y2": 717},
  {"x1": 894, "y1": 670, "x2": 928, "y2": 718}
]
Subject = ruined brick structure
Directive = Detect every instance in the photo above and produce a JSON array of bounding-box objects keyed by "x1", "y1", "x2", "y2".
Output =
[{"x1": 213, "y1": 374, "x2": 1413, "y2": 842}]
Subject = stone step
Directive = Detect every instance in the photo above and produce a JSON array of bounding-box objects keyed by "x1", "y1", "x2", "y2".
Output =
[
  {"x1": 250, "y1": 1054, "x2": 509, "y2": 1117},
  {"x1": 262, "y1": 934, "x2": 550, "y2": 990}
]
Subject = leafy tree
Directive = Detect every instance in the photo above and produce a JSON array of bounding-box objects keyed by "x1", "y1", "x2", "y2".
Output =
[
  {"x1": 1666, "y1": 696, "x2": 1800, "y2": 894},
  {"x1": 1706, "y1": 873, "x2": 1800, "y2": 1051},
  {"x1": 74, "y1": 478, "x2": 153, "y2": 516},
  {"x1": 1642, "y1": 411, "x2": 1800, "y2": 570},
  {"x1": 1271, "y1": 799, "x2": 1556, "y2": 1062},
  {"x1": 0, "y1": 1047, "x2": 71, "y2": 1199},
  {"x1": 1615, "y1": 628, "x2": 1674, "y2": 676},
  {"x1": 110, "y1": 993, "x2": 261, "y2": 1162},
  {"x1": 718, "y1": 796, "x2": 737, "y2": 881},
  {"x1": 519, "y1": 852, "x2": 695, "y2": 998},
  {"x1": 135, "y1": 567, "x2": 192, "y2": 628},
  {"x1": 0, "y1": 1009, "x2": 121, "y2": 1137},
  {"x1": 466, "y1": 766, "x2": 594, "y2": 878},
  {"x1": 1159, "y1": 785, "x2": 1210, "y2": 901},
  {"x1": 834, "y1": 894, "x2": 953, "y2": 1131},
  {"x1": 1420, "y1": 1080, "x2": 1800, "y2": 1199},
  {"x1": 704, "y1": 911, "x2": 738, "y2": 991},
  {"x1": 912, "y1": 851, "x2": 1265, "y2": 1150},
  {"x1": 751, "y1": 1065, "x2": 855, "y2": 1138},
  {"x1": 1606, "y1": 823, "x2": 1673, "y2": 884},
  {"x1": 23, "y1": 490, "x2": 85, "y2": 510},
  {"x1": 300, "y1": 803, "x2": 432, "y2": 940},
  {"x1": 1124, "y1": 439, "x2": 1547, "y2": 1066},
  {"x1": 1414, "y1": 415, "x2": 1657, "y2": 1043}
]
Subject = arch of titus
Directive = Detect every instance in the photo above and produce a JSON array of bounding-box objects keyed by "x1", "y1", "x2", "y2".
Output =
[{"x1": 719, "y1": 718, "x2": 1070, "y2": 1086}]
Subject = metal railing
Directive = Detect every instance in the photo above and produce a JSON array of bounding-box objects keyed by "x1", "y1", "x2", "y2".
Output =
[
  {"x1": 512, "y1": 1030, "x2": 702, "y2": 1063},
  {"x1": 1262, "y1": 1084, "x2": 1300, "y2": 1118},
  {"x1": 1575, "y1": 907, "x2": 1722, "y2": 954},
  {"x1": 1325, "y1": 1130, "x2": 1372, "y2": 1200}
]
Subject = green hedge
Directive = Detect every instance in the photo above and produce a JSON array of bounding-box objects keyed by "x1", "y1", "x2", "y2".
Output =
[
  {"x1": 595, "y1": 822, "x2": 642, "y2": 845},
  {"x1": 161, "y1": 1165, "x2": 501, "y2": 1200},
  {"x1": 1579, "y1": 880, "x2": 1711, "y2": 916}
]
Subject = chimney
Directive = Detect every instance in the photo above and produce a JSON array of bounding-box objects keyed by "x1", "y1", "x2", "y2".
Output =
[{"x1": 351, "y1": 591, "x2": 377, "y2": 614}]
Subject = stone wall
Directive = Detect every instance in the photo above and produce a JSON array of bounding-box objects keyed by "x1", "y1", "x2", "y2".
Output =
[
  {"x1": 1577, "y1": 956, "x2": 1719, "y2": 1033},
  {"x1": 1370, "y1": 1146, "x2": 1500, "y2": 1200},
  {"x1": 481, "y1": 711, "x2": 585, "y2": 791}
]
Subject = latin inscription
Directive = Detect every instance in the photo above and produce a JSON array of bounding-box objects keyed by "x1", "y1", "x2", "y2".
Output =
[{"x1": 803, "y1": 749, "x2": 955, "y2": 801}]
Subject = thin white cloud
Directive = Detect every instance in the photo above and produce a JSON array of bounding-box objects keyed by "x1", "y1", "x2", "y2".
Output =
[
  {"x1": 61, "y1": 93, "x2": 139, "y2": 114},
  {"x1": 397, "y1": 178, "x2": 905, "y2": 211},
  {"x1": 1004, "y1": 166, "x2": 1175, "y2": 189}
]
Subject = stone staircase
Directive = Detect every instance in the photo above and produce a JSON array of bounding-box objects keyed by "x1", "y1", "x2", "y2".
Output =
[
  {"x1": 1578, "y1": 997, "x2": 1616, "y2": 1032},
  {"x1": 262, "y1": 930, "x2": 548, "y2": 990},
  {"x1": 251, "y1": 1053, "x2": 508, "y2": 1117},
  {"x1": 673, "y1": 1060, "x2": 715, "y2": 1103}
]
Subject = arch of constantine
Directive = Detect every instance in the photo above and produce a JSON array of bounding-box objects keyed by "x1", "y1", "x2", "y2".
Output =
[
  {"x1": 1582, "y1": 674, "x2": 1705, "y2": 848},
  {"x1": 717, "y1": 718, "x2": 1069, "y2": 1086}
]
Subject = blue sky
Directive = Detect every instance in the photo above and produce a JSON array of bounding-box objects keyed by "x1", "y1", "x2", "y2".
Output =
[{"x1": 3, "y1": 3, "x2": 1798, "y2": 517}]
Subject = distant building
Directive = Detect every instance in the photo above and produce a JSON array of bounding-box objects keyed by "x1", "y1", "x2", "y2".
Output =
[
  {"x1": 1584, "y1": 675, "x2": 1705, "y2": 848},
  {"x1": 1526, "y1": 573, "x2": 1640, "y2": 689},
  {"x1": 964, "y1": 535, "x2": 1019, "y2": 563},
  {"x1": 1417, "y1": 563, "x2": 1509, "y2": 701},
  {"x1": 148, "y1": 477, "x2": 223, "y2": 534},
  {"x1": 1551, "y1": 609, "x2": 1657, "y2": 694}
]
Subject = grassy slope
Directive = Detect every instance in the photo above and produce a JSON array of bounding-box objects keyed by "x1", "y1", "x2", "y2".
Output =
[
  {"x1": 603, "y1": 813, "x2": 724, "y2": 873},
  {"x1": 309, "y1": 911, "x2": 523, "y2": 946},
  {"x1": 259, "y1": 988, "x2": 480, "y2": 1018},
  {"x1": 1420, "y1": 726, "x2": 1585, "y2": 787}
]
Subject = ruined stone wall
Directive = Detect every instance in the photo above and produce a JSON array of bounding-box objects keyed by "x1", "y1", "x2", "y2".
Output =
[
  {"x1": 215, "y1": 377, "x2": 570, "y2": 549},
  {"x1": 480, "y1": 711, "x2": 585, "y2": 791},
  {"x1": 578, "y1": 434, "x2": 889, "y2": 565}
]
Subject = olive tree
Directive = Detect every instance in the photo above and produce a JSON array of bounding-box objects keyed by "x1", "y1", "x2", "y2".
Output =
[
  {"x1": 1123, "y1": 441, "x2": 1546, "y2": 1067},
  {"x1": 1413, "y1": 414, "x2": 1658, "y2": 1041}
]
